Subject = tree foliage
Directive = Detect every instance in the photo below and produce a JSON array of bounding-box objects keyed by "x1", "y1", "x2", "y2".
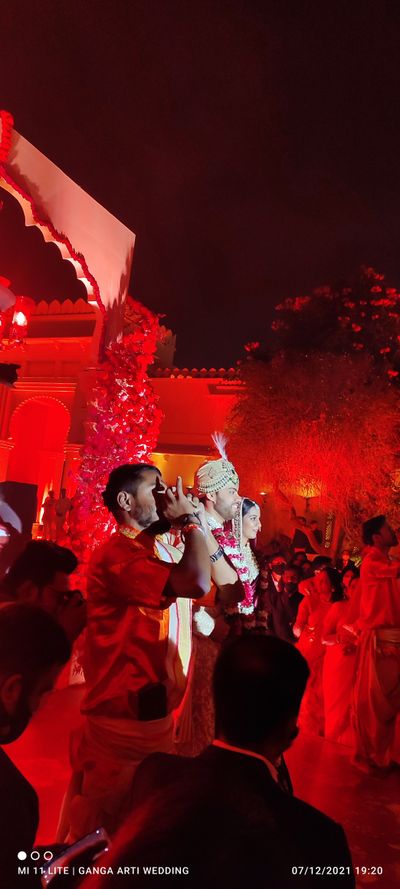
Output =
[
  {"x1": 228, "y1": 268, "x2": 400, "y2": 542},
  {"x1": 272, "y1": 266, "x2": 400, "y2": 379}
]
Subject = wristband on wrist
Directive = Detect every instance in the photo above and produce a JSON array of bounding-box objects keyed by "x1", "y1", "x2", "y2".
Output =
[{"x1": 210, "y1": 546, "x2": 224, "y2": 563}]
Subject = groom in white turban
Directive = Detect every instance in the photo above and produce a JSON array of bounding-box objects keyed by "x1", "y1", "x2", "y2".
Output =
[{"x1": 195, "y1": 434, "x2": 241, "y2": 533}]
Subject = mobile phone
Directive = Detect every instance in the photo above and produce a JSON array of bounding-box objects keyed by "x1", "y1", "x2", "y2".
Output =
[{"x1": 41, "y1": 828, "x2": 110, "y2": 885}]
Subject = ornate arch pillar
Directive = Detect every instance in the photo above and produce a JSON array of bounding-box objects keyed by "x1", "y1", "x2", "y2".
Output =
[{"x1": 0, "y1": 439, "x2": 14, "y2": 480}]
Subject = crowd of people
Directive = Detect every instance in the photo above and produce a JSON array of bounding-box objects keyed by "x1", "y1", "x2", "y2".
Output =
[
  {"x1": 0, "y1": 445, "x2": 399, "y2": 887},
  {"x1": 41, "y1": 489, "x2": 73, "y2": 541}
]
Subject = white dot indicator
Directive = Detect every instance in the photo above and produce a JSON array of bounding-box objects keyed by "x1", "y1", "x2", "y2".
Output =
[
  {"x1": 44, "y1": 851, "x2": 53, "y2": 861},
  {"x1": 17, "y1": 851, "x2": 27, "y2": 861},
  {"x1": 31, "y1": 851, "x2": 40, "y2": 860}
]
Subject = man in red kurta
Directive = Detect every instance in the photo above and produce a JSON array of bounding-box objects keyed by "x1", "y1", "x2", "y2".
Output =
[
  {"x1": 351, "y1": 515, "x2": 400, "y2": 770},
  {"x1": 59, "y1": 463, "x2": 210, "y2": 840}
]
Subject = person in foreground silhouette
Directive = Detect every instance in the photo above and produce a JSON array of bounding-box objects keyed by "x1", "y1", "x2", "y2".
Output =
[
  {"x1": 0, "y1": 603, "x2": 71, "y2": 888},
  {"x1": 81, "y1": 635, "x2": 355, "y2": 889}
]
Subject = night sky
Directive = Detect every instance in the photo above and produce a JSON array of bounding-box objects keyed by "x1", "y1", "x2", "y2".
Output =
[{"x1": 1, "y1": 1, "x2": 400, "y2": 366}]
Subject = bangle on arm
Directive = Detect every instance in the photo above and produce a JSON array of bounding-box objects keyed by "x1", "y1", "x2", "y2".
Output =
[{"x1": 210, "y1": 545, "x2": 224, "y2": 563}]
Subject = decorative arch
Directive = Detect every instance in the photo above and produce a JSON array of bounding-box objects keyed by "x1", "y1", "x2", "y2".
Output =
[
  {"x1": 0, "y1": 174, "x2": 103, "y2": 314},
  {"x1": 0, "y1": 111, "x2": 103, "y2": 317},
  {"x1": 1, "y1": 109, "x2": 136, "y2": 355},
  {"x1": 9, "y1": 395, "x2": 71, "y2": 436},
  {"x1": 8, "y1": 397, "x2": 71, "y2": 520}
]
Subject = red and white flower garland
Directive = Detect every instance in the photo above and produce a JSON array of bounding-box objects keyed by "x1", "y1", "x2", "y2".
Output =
[{"x1": 212, "y1": 525, "x2": 255, "y2": 614}]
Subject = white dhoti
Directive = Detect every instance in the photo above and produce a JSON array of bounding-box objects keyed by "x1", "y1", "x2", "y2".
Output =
[{"x1": 57, "y1": 712, "x2": 174, "y2": 842}]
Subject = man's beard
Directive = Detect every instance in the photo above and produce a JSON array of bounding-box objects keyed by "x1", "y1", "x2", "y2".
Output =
[
  {"x1": 133, "y1": 504, "x2": 158, "y2": 529},
  {"x1": 147, "y1": 517, "x2": 171, "y2": 535}
]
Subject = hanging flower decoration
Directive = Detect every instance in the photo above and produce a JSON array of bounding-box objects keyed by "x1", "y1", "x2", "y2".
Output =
[{"x1": 71, "y1": 297, "x2": 163, "y2": 562}]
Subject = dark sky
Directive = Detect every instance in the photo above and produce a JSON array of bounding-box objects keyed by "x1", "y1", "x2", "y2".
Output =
[{"x1": 1, "y1": 0, "x2": 400, "y2": 365}]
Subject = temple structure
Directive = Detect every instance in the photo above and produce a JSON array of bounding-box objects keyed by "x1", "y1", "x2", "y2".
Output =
[
  {"x1": 0, "y1": 110, "x2": 243, "y2": 533},
  {"x1": 0, "y1": 304, "x2": 241, "y2": 526},
  {"x1": 0, "y1": 111, "x2": 329, "y2": 546}
]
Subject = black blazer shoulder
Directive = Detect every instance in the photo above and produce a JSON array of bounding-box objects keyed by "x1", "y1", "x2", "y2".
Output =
[
  {"x1": 0, "y1": 747, "x2": 39, "y2": 888},
  {"x1": 129, "y1": 746, "x2": 354, "y2": 887}
]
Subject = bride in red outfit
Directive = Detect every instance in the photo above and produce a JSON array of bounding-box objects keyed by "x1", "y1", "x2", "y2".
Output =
[{"x1": 294, "y1": 567, "x2": 345, "y2": 736}]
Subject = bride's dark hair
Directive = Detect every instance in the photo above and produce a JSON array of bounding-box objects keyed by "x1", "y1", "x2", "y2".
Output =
[
  {"x1": 242, "y1": 497, "x2": 259, "y2": 516},
  {"x1": 240, "y1": 498, "x2": 260, "y2": 554}
]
